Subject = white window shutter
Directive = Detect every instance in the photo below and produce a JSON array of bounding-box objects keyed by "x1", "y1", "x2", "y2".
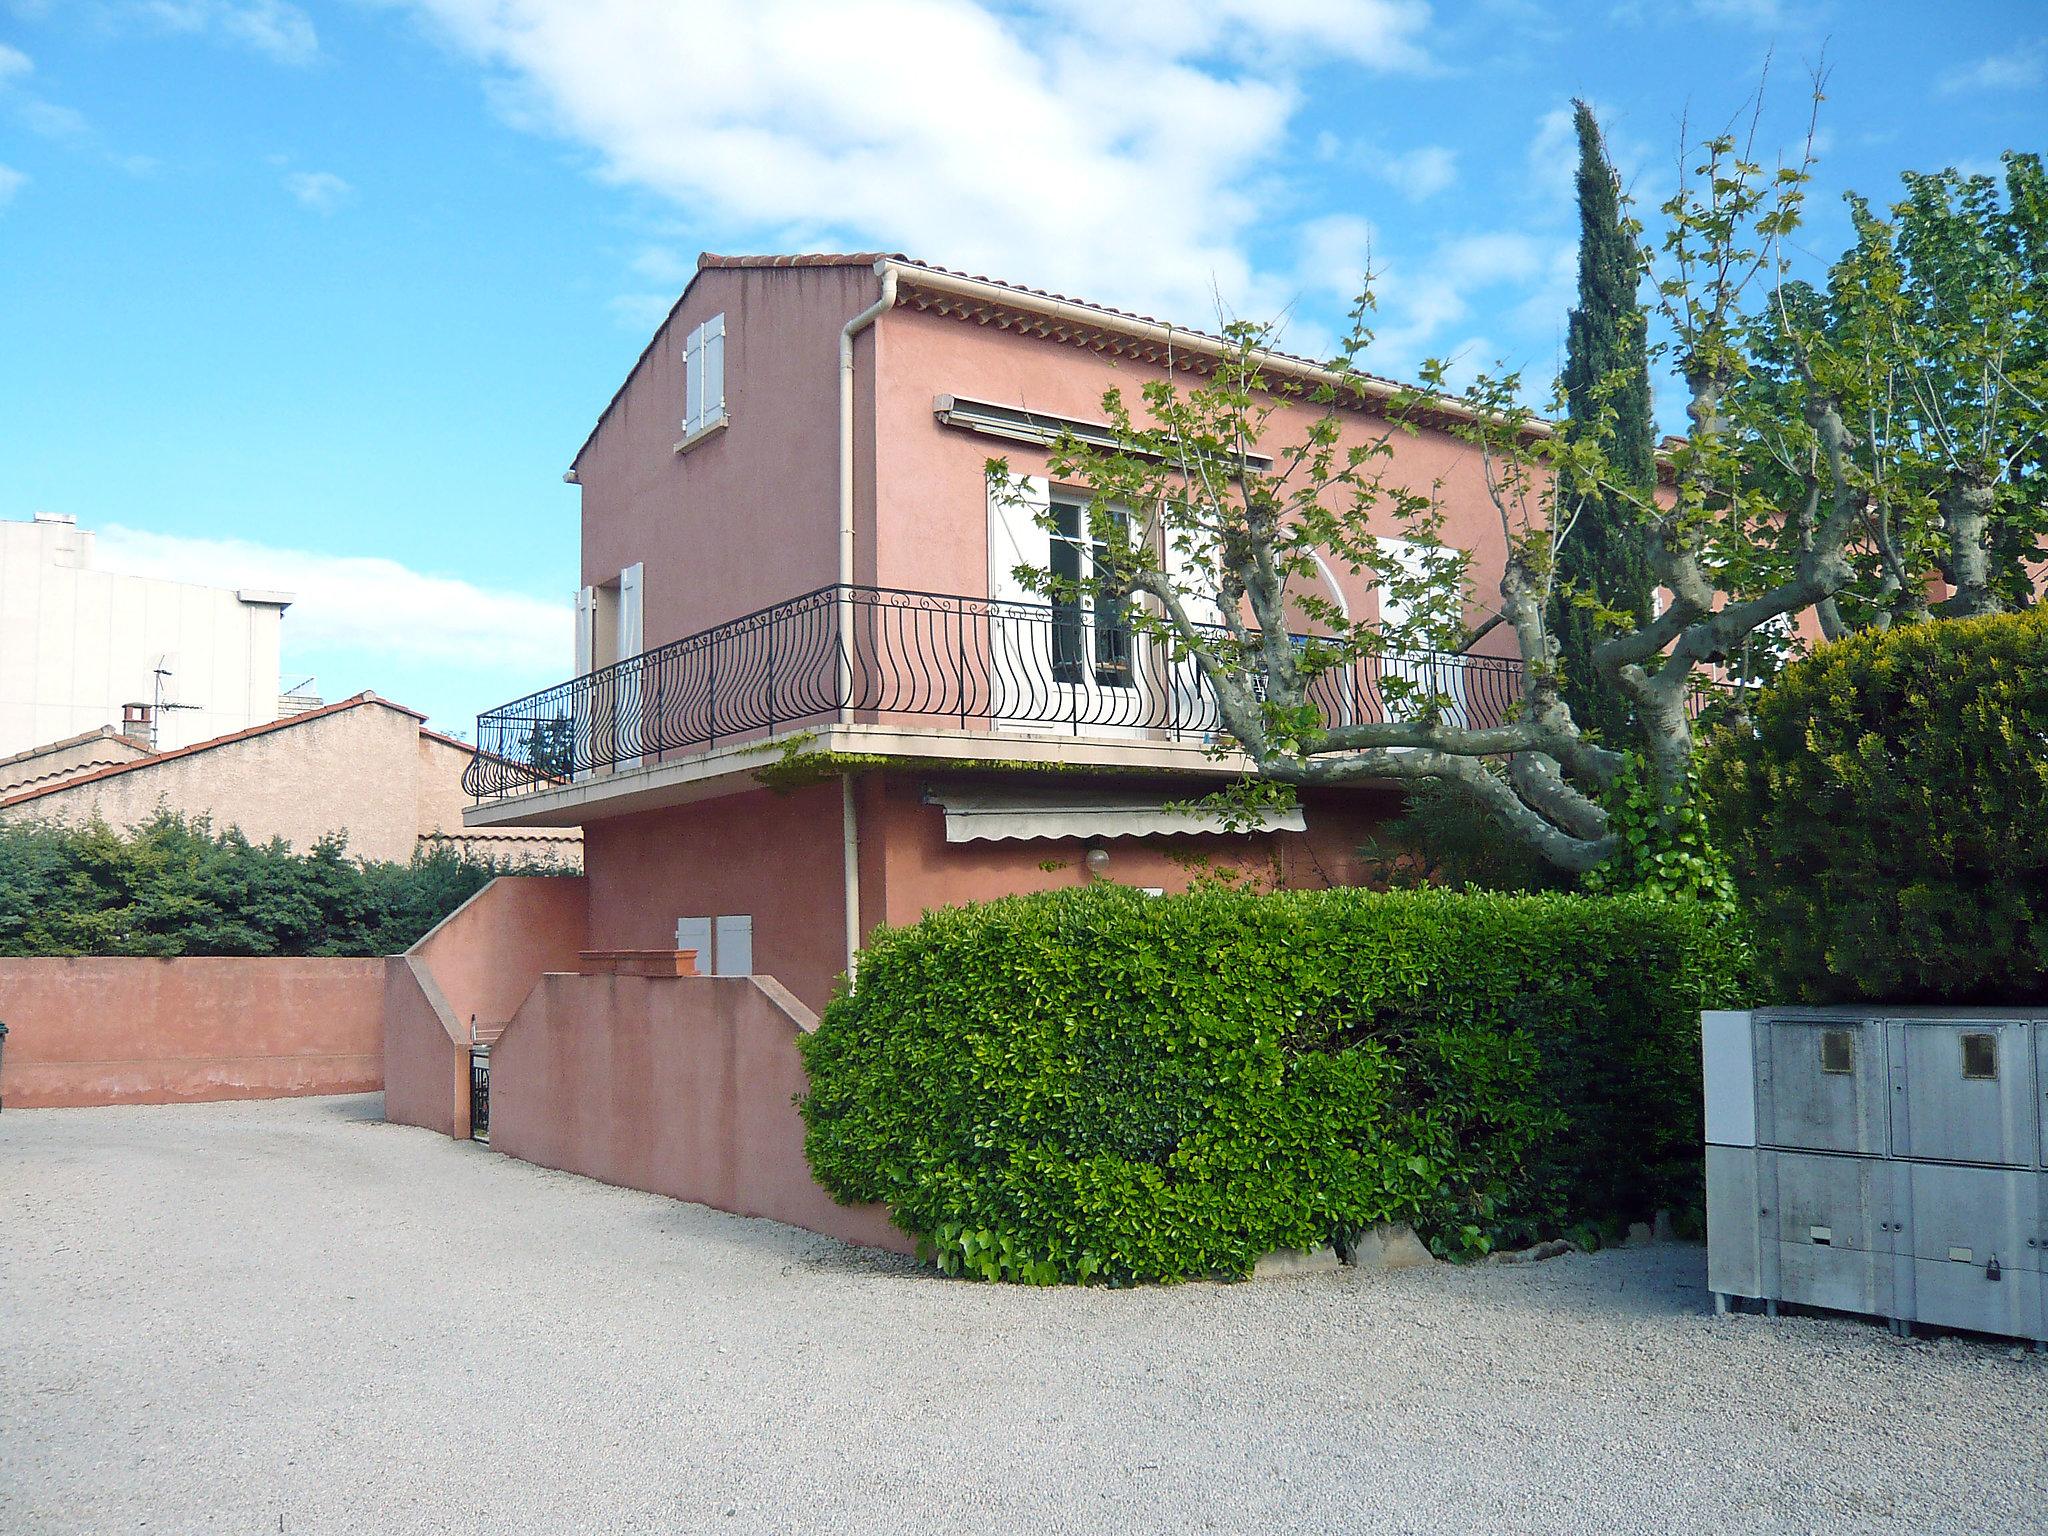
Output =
[
  {"x1": 574, "y1": 586, "x2": 596, "y2": 676},
  {"x1": 713, "y1": 914, "x2": 753, "y2": 976},
  {"x1": 986, "y1": 473, "x2": 1051, "y2": 604},
  {"x1": 684, "y1": 322, "x2": 704, "y2": 434},
  {"x1": 702, "y1": 312, "x2": 725, "y2": 426},
  {"x1": 1161, "y1": 517, "x2": 1225, "y2": 629},
  {"x1": 1374, "y1": 536, "x2": 1429, "y2": 631},
  {"x1": 617, "y1": 563, "x2": 644, "y2": 660}
]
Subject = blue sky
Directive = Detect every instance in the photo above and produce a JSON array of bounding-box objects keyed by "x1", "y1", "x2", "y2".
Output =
[{"x1": 1, "y1": 0, "x2": 2041, "y2": 736}]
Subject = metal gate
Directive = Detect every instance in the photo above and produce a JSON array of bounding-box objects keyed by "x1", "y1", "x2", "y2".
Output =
[{"x1": 469, "y1": 1046, "x2": 491, "y2": 1143}]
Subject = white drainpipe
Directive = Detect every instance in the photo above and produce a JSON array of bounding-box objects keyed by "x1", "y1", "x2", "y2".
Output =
[{"x1": 835, "y1": 261, "x2": 897, "y2": 981}]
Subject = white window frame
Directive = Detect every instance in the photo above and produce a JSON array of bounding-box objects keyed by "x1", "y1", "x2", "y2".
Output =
[
  {"x1": 680, "y1": 312, "x2": 727, "y2": 447},
  {"x1": 1047, "y1": 491, "x2": 1137, "y2": 692}
]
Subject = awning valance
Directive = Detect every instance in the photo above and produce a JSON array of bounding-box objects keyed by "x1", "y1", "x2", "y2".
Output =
[{"x1": 928, "y1": 786, "x2": 1304, "y2": 844}]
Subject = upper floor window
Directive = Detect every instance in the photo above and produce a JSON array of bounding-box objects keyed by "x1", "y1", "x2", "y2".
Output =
[
  {"x1": 683, "y1": 313, "x2": 727, "y2": 441},
  {"x1": 1049, "y1": 495, "x2": 1134, "y2": 689}
]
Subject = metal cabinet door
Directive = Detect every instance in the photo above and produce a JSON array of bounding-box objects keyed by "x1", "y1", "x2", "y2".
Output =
[
  {"x1": 1888, "y1": 1020, "x2": 2039, "y2": 1167},
  {"x1": 1895, "y1": 1164, "x2": 2048, "y2": 1342},
  {"x1": 1765, "y1": 1151, "x2": 1902, "y2": 1316},
  {"x1": 1756, "y1": 1015, "x2": 1889, "y2": 1155},
  {"x1": 1906, "y1": 1259, "x2": 2047, "y2": 1343},
  {"x1": 1706, "y1": 1144, "x2": 1765, "y2": 1299},
  {"x1": 1900, "y1": 1162, "x2": 2040, "y2": 1273}
]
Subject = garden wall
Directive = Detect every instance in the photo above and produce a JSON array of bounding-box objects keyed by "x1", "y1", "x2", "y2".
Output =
[
  {"x1": 383, "y1": 874, "x2": 589, "y2": 1138},
  {"x1": 0, "y1": 956, "x2": 385, "y2": 1108},
  {"x1": 489, "y1": 970, "x2": 911, "y2": 1255}
]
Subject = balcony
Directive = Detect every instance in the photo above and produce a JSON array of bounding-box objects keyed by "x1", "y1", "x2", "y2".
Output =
[{"x1": 462, "y1": 583, "x2": 1529, "y2": 804}]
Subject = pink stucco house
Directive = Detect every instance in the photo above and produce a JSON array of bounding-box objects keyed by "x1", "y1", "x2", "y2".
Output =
[{"x1": 459, "y1": 253, "x2": 1527, "y2": 1012}]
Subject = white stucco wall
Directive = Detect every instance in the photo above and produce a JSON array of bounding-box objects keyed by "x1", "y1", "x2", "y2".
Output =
[{"x1": 0, "y1": 514, "x2": 287, "y2": 757}]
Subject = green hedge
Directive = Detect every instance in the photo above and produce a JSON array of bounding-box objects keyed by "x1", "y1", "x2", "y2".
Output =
[
  {"x1": 0, "y1": 811, "x2": 564, "y2": 958},
  {"x1": 1705, "y1": 607, "x2": 2048, "y2": 1004},
  {"x1": 799, "y1": 885, "x2": 1750, "y2": 1283}
]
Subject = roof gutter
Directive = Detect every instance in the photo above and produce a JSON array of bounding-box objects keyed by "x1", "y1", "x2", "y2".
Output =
[
  {"x1": 840, "y1": 260, "x2": 900, "y2": 592},
  {"x1": 879, "y1": 260, "x2": 1549, "y2": 439}
]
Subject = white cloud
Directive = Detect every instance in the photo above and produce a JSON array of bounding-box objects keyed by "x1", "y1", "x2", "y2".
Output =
[
  {"x1": 396, "y1": 0, "x2": 1438, "y2": 326},
  {"x1": 1294, "y1": 213, "x2": 1379, "y2": 303},
  {"x1": 1355, "y1": 142, "x2": 1458, "y2": 200},
  {"x1": 628, "y1": 245, "x2": 692, "y2": 285},
  {"x1": 1938, "y1": 44, "x2": 2044, "y2": 96},
  {"x1": 1384, "y1": 144, "x2": 1458, "y2": 199},
  {"x1": 606, "y1": 291, "x2": 675, "y2": 329},
  {"x1": 17, "y1": 95, "x2": 87, "y2": 139},
  {"x1": 1368, "y1": 228, "x2": 1566, "y2": 379},
  {"x1": 0, "y1": 163, "x2": 23, "y2": 207},
  {"x1": 0, "y1": 43, "x2": 31, "y2": 80},
  {"x1": 283, "y1": 168, "x2": 353, "y2": 212},
  {"x1": 1028, "y1": 0, "x2": 1436, "y2": 71},
  {"x1": 94, "y1": 525, "x2": 572, "y2": 675},
  {"x1": 1692, "y1": 0, "x2": 1786, "y2": 25},
  {"x1": 131, "y1": 1, "x2": 321, "y2": 65}
]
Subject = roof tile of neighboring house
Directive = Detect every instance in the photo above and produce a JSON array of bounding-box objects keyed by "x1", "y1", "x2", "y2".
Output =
[
  {"x1": 0, "y1": 692, "x2": 424, "y2": 809},
  {"x1": 0, "y1": 728, "x2": 155, "y2": 795},
  {"x1": 0, "y1": 726, "x2": 151, "y2": 772}
]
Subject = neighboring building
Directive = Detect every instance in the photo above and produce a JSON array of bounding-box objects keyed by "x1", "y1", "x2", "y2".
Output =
[
  {"x1": 459, "y1": 252, "x2": 1527, "y2": 1009},
  {"x1": 2, "y1": 692, "x2": 580, "y2": 868},
  {"x1": 0, "y1": 511, "x2": 291, "y2": 757},
  {"x1": 0, "y1": 727, "x2": 153, "y2": 797}
]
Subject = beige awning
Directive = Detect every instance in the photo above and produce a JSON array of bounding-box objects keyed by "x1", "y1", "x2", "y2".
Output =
[{"x1": 928, "y1": 786, "x2": 1304, "y2": 844}]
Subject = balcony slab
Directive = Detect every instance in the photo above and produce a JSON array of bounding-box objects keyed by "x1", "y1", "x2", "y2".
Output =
[{"x1": 461, "y1": 723, "x2": 1258, "y2": 829}]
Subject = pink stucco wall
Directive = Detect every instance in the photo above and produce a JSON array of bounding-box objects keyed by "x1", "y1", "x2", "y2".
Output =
[
  {"x1": 581, "y1": 781, "x2": 851, "y2": 1012},
  {"x1": 570, "y1": 259, "x2": 1526, "y2": 686},
  {"x1": 383, "y1": 957, "x2": 467, "y2": 1138},
  {"x1": 0, "y1": 957, "x2": 384, "y2": 1109},
  {"x1": 869, "y1": 301, "x2": 1523, "y2": 652},
  {"x1": 488, "y1": 970, "x2": 910, "y2": 1255},
  {"x1": 867, "y1": 774, "x2": 1399, "y2": 930},
  {"x1": 575, "y1": 264, "x2": 880, "y2": 651},
  {"x1": 574, "y1": 770, "x2": 1397, "y2": 1015},
  {"x1": 382, "y1": 875, "x2": 590, "y2": 1138}
]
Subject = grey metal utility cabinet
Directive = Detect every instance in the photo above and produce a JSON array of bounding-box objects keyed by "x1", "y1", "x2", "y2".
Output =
[{"x1": 1705, "y1": 1005, "x2": 2048, "y2": 1346}]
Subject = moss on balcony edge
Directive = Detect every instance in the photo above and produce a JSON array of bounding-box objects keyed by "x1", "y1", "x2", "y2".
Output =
[{"x1": 750, "y1": 733, "x2": 1231, "y2": 793}]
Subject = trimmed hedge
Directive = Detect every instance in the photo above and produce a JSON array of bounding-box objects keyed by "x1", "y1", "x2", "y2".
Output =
[
  {"x1": 0, "y1": 811, "x2": 564, "y2": 958},
  {"x1": 1705, "y1": 607, "x2": 2048, "y2": 1004},
  {"x1": 799, "y1": 885, "x2": 1750, "y2": 1283}
]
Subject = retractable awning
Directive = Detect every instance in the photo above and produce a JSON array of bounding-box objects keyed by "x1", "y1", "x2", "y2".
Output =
[{"x1": 928, "y1": 786, "x2": 1305, "y2": 844}]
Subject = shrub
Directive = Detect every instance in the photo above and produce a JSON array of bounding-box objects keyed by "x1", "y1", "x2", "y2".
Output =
[
  {"x1": 799, "y1": 885, "x2": 1749, "y2": 1283},
  {"x1": 1357, "y1": 777, "x2": 1573, "y2": 893},
  {"x1": 0, "y1": 811, "x2": 564, "y2": 958},
  {"x1": 1581, "y1": 754, "x2": 1736, "y2": 905},
  {"x1": 1704, "y1": 608, "x2": 2048, "y2": 1004}
]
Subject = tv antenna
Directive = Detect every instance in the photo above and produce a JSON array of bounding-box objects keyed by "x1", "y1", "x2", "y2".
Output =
[{"x1": 132, "y1": 657, "x2": 202, "y2": 751}]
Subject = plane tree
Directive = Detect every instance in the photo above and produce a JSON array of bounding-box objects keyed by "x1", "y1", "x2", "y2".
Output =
[{"x1": 994, "y1": 104, "x2": 2041, "y2": 874}]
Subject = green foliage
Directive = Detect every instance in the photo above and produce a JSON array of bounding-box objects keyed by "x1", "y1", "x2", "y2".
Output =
[
  {"x1": 799, "y1": 885, "x2": 1750, "y2": 1284},
  {"x1": 1736, "y1": 152, "x2": 2046, "y2": 637},
  {"x1": 524, "y1": 716, "x2": 577, "y2": 780},
  {"x1": 1705, "y1": 608, "x2": 2048, "y2": 1004},
  {"x1": 1360, "y1": 779, "x2": 1571, "y2": 893},
  {"x1": 0, "y1": 811, "x2": 565, "y2": 958},
  {"x1": 1582, "y1": 755, "x2": 1736, "y2": 906},
  {"x1": 1553, "y1": 99, "x2": 1658, "y2": 746}
]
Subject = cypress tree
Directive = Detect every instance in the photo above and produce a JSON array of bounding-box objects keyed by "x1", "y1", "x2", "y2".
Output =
[{"x1": 1554, "y1": 100, "x2": 1658, "y2": 746}]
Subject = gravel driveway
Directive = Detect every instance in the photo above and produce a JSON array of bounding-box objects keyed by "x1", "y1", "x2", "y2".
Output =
[{"x1": 5, "y1": 1095, "x2": 2045, "y2": 1534}]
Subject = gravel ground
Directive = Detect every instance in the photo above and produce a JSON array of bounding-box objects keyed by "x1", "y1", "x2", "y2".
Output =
[{"x1": 5, "y1": 1096, "x2": 2046, "y2": 1535}]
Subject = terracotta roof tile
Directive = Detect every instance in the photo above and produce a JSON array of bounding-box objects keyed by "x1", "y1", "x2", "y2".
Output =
[{"x1": 697, "y1": 252, "x2": 895, "y2": 269}]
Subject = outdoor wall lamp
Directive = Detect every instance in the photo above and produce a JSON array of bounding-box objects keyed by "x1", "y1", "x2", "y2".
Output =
[{"x1": 1084, "y1": 845, "x2": 1111, "y2": 878}]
